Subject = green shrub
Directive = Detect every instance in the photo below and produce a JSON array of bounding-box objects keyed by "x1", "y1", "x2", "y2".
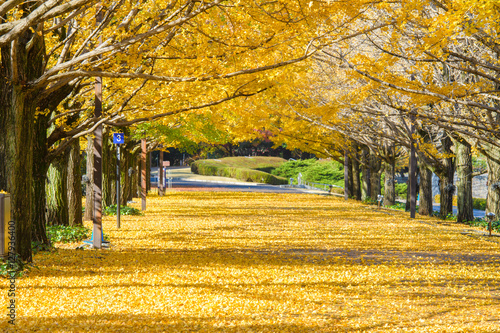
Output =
[
  {"x1": 302, "y1": 162, "x2": 344, "y2": 186},
  {"x1": 434, "y1": 196, "x2": 486, "y2": 211},
  {"x1": 271, "y1": 159, "x2": 317, "y2": 180},
  {"x1": 272, "y1": 159, "x2": 344, "y2": 186},
  {"x1": 395, "y1": 183, "x2": 407, "y2": 198},
  {"x1": 472, "y1": 198, "x2": 486, "y2": 210},
  {"x1": 0, "y1": 254, "x2": 36, "y2": 278},
  {"x1": 104, "y1": 205, "x2": 143, "y2": 216},
  {"x1": 46, "y1": 225, "x2": 90, "y2": 243},
  {"x1": 191, "y1": 159, "x2": 288, "y2": 185},
  {"x1": 463, "y1": 218, "x2": 500, "y2": 233}
]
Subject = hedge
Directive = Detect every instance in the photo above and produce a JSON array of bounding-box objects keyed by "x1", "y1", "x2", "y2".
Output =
[
  {"x1": 191, "y1": 160, "x2": 288, "y2": 185},
  {"x1": 434, "y1": 195, "x2": 486, "y2": 210}
]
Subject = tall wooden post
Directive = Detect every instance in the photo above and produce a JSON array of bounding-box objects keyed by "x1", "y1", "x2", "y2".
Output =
[
  {"x1": 92, "y1": 4, "x2": 104, "y2": 248},
  {"x1": 409, "y1": 115, "x2": 417, "y2": 218},
  {"x1": 141, "y1": 139, "x2": 147, "y2": 211},
  {"x1": 93, "y1": 75, "x2": 103, "y2": 249}
]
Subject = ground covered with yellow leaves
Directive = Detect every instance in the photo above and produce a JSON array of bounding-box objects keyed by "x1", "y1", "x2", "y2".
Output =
[{"x1": 2, "y1": 192, "x2": 500, "y2": 332}]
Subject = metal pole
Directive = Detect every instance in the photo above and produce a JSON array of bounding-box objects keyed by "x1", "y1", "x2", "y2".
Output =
[{"x1": 117, "y1": 145, "x2": 121, "y2": 229}]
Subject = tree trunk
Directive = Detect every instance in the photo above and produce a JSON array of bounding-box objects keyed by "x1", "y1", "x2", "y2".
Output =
[
  {"x1": 67, "y1": 139, "x2": 83, "y2": 226},
  {"x1": 31, "y1": 112, "x2": 50, "y2": 247},
  {"x1": 369, "y1": 155, "x2": 382, "y2": 202},
  {"x1": 361, "y1": 146, "x2": 371, "y2": 201},
  {"x1": 418, "y1": 162, "x2": 433, "y2": 216},
  {"x1": 344, "y1": 150, "x2": 349, "y2": 200},
  {"x1": 46, "y1": 151, "x2": 69, "y2": 226},
  {"x1": 455, "y1": 137, "x2": 474, "y2": 222},
  {"x1": 383, "y1": 159, "x2": 396, "y2": 206},
  {"x1": 0, "y1": 20, "x2": 48, "y2": 261},
  {"x1": 103, "y1": 133, "x2": 117, "y2": 207},
  {"x1": 347, "y1": 153, "x2": 353, "y2": 197},
  {"x1": 485, "y1": 145, "x2": 500, "y2": 217},
  {"x1": 122, "y1": 141, "x2": 139, "y2": 203},
  {"x1": 352, "y1": 148, "x2": 361, "y2": 201},
  {"x1": 84, "y1": 135, "x2": 94, "y2": 221},
  {"x1": 438, "y1": 135, "x2": 455, "y2": 218},
  {"x1": 147, "y1": 151, "x2": 151, "y2": 192}
]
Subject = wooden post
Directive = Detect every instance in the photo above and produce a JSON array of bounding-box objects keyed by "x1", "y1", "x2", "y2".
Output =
[
  {"x1": 141, "y1": 139, "x2": 147, "y2": 211},
  {"x1": 93, "y1": 75, "x2": 103, "y2": 249},
  {"x1": 409, "y1": 116, "x2": 417, "y2": 218}
]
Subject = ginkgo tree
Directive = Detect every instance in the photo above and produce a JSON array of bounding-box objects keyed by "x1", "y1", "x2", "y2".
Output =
[
  {"x1": 0, "y1": 0, "x2": 386, "y2": 261},
  {"x1": 239, "y1": 0, "x2": 500, "y2": 221}
]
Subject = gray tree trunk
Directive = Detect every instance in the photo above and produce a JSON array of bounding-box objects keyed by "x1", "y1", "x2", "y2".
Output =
[
  {"x1": 369, "y1": 155, "x2": 382, "y2": 202},
  {"x1": 46, "y1": 150, "x2": 69, "y2": 226},
  {"x1": 455, "y1": 137, "x2": 474, "y2": 222},
  {"x1": 418, "y1": 162, "x2": 433, "y2": 216},
  {"x1": 103, "y1": 133, "x2": 117, "y2": 207},
  {"x1": 361, "y1": 146, "x2": 371, "y2": 200},
  {"x1": 383, "y1": 145, "x2": 396, "y2": 206},
  {"x1": 32, "y1": 112, "x2": 50, "y2": 247},
  {"x1": 437, "y1": 135, "x2": 455, "y2": 218},
  {"x1": 67, "y1": 139, "x2": 83, "y2": 226},
  {"x1": 352, "y1": 147, "x2": 361, "y2": 200},
  {"x1": 485, "y1": 145, "x2": 500, "y2": 217}
]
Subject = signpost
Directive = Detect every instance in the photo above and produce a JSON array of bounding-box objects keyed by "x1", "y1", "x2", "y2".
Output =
[{"x1": 113, "y1": 133, "x2": 124, "y2": 228}]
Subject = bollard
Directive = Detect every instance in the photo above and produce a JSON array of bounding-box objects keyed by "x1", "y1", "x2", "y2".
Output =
[
  {"x1": 486, "y1": 212, "x2": 496, "y2": 236},
  {"x1": 377, "y1": 195, "x2": 384, "y2": 209},
  {"x1": 0, "y1": 193, "x2": 12, "y2": 258}
]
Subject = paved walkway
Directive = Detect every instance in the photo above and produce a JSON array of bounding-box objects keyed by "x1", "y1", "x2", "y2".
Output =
[
  {"x1": 153, "y1": 168, "x2": 487, "y2": 217},
  {"x1": 152, "y1": 167, "x2": 329, "y2": 195}
]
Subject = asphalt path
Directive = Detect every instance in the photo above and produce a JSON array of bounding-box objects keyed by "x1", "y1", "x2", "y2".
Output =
[
  {"x1": 154, "y1": 167, "x2": 487, "y2": 217},
  {"x1": 152, "y1": 167, "x2": 329, "y2": 195},
  {"x1": 170, "y1": 179, "x2": 324, "y2": 193}
]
